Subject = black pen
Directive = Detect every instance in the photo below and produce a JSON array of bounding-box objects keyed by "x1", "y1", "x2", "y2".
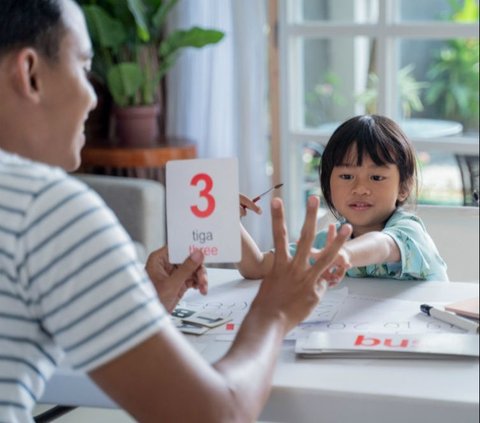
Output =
[{"x1": 420, "y1": 304, "x2": 479, "y2": 333}]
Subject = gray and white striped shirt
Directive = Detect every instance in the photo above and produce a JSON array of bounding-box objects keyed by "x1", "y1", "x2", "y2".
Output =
[{"x1": 0, "y1": 149, "x2": 167, "y2": 422}]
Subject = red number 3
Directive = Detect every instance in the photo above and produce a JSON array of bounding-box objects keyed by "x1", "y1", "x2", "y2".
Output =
[{"x1": 190, "y1": 173, "x2": 216, "y2": 218}]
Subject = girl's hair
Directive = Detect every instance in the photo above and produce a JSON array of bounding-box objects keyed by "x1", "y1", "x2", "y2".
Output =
[{"x1": 319, "y1": 115, "x2": 417, "y2": 216}]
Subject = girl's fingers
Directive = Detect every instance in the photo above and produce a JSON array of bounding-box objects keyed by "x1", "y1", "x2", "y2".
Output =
[
  {"x1": 239, "y1": 194, "x2": 262, "y2": 215},
  {"x1": 311, "y1": 224, "x2": 352, "y2": 277}
]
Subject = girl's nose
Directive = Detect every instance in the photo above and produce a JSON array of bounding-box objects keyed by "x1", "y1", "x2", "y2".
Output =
[{"x1": 352, "y1": 180, "x2": 371, "y2": 195}]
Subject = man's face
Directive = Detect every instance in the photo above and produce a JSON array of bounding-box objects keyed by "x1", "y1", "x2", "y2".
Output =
[{"x1": 38, "y1": 0, "x2": 97, "y2": 171}]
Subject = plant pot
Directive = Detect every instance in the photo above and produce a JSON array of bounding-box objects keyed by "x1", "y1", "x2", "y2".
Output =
[{"x1": 114, "y1": 104, "x2": 160, "y2": 147}]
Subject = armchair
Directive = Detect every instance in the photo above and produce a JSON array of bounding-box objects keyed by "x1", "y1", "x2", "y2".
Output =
[{"x1": 74, "y1": 174, "x2": 166, "y2": 261}]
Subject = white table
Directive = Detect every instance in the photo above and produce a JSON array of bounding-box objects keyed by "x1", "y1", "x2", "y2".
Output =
[{"x1": 40, "y1": 269, "x2": 479, "y2": 423}]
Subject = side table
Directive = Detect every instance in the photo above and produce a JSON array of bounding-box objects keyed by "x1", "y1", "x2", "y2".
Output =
[{"x1": 79, "y1": 138, "x2": 197, "y2": 183}]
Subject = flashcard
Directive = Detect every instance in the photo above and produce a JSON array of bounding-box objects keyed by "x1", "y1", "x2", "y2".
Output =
[
  {"x1": 171, "y1": 307, "x2": 198, "y2": 319},
  {"x1": 182, "y1": 311, "x2": 233, "y2": 329},
  {"x1": 166, "y1": 158, "x2": 241, "y2": 264},
  {"x1": 172, "y1": 317, "x2": 209, "y2": 335}
]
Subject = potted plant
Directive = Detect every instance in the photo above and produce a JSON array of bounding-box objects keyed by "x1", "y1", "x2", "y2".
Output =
[{"x1": 79, "y1": 0, "x2": 224, "y2": 146}]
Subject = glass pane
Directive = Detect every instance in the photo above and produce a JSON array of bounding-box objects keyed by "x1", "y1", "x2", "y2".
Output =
[
  {"x1": 398, "y1": 0, "x2": 479, "y2": 23},
  {"x1": 301, "y1": 143, "x2": 467, "y2": 214},
  {"x1": 295, "y1": 0, "x2": 379, "y2": 23},
  {"x1": 302, "y1": 37, "x2": 377, "y2": 130},
  {"x1": 399, "y1": 38, "x2": 479, "y2": 136},
  {"x1": 291, "y1": 141, "x2": 333, "y2": 237},
  {"x1": 417, "y1": 152, "x2": 465, "y2": 205}
]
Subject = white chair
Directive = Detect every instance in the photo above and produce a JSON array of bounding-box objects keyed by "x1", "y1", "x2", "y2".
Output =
[{"x1": 414, "y1": 205, "x2": 479, "y2": 282}]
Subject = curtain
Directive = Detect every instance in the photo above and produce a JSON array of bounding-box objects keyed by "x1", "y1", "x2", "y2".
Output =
[{"x1": 167, "y1": 0, "x2": 273, "y2": 250}]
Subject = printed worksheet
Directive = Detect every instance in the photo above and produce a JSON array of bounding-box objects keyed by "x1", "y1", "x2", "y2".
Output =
[{"x1": 178, "y1": 281, "x2": 348, "y2": 338}]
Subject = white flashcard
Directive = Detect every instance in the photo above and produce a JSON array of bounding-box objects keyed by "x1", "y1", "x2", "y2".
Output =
[
  {"x1": 171, "y1": 317, "x2": 209, "y2": 335},
  {"x1": 182, "y1": 311, "x2": 233, "y2": 329},
  {"x1": 166, "y1": 158, "x2": 241, "y2": 264}
]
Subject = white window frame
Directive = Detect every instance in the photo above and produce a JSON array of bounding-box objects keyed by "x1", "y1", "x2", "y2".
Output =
[{"x1": 277, "y1": 0, "x2": 479, "y2": 235}]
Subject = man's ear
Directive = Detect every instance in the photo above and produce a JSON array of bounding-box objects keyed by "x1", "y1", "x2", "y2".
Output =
[{"x1": 11, "y1": 48, "x2": 42, "y2": 103}]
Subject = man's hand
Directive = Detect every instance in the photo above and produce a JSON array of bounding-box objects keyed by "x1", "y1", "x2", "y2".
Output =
[
  {"x1": 145, "y1": 247, "x2": 207, "y2": 313},
  {"x1": 251, "y1": 196, "x2": 352, "y2": 334}
]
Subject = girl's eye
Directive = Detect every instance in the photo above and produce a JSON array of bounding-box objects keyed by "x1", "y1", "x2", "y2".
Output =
[
  {"x1": 371, "y1": 175, "x2": 386, "y2": 181},
  {"x1": 339, "y1": 174, "x2": 353, "y2": 180}
]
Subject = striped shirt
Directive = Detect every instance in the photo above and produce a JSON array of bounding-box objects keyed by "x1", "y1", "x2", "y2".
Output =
[{"x1": 0, "y1": 150, "x2": 167, "y2": 422}]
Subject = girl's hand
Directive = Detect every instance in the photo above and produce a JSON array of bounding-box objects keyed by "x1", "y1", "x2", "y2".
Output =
[
  {"x1": 239, "y1": 193, "x2": 262, "y2": 218},
  {"x1": 310, "y1": 224, "x2": 352, "y2": 286}
]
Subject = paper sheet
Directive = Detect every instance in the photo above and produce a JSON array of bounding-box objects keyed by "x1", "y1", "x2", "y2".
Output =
[
  {"x1": 179, "y1": 279, "x2": 466, "y2": 342},
  {"x1": 318, "y1": 294, "x2": 466, "y2": 334},
  {"x1": 178, "y1": 281, "x2": 348, "y2": 339}
]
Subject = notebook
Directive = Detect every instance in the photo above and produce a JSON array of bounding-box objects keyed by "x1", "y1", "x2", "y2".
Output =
[
  {"x1": 445, "y1": 297, "x2": 479, "y2": 320},
  {"x1": 295, "y1": 332, "x2": 479, "y2": 359}
]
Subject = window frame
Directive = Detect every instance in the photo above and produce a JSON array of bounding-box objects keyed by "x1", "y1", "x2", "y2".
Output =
[{"x1": 276, "y1": 0, "x2": 479, "y2": 235}]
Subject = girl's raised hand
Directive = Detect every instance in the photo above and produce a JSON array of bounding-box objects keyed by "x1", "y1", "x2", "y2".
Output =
[{"x1": 239, "y1": 193, "x2": 262, "y2": 218}]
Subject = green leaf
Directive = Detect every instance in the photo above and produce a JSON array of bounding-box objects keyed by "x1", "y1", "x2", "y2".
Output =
[
  {"x1": 160, "y1": 27, "x2": 224, "y2": 57},
  {"x1": 107, "y1": 63, "x2": 144, "y2": 107},
  {"x1": 453, "y1": 0, "x2": 479, "y2": 22},
  {"x1": 82, "y1": 5, "x2": 126, "y2": 49},
  {"x1": 127, "y1": 0, "x2": 151, "y2": 42},
  {"x1": 152, "y1": 0, "x2": 179, "y2": 30}
]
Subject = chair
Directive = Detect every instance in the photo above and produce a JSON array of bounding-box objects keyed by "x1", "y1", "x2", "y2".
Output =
[
  {"x1": 414, "y1": 205, "x2": 479, "y2": 282},
  {"x1": 75, "y1": 174, "x2": 166, "y2": 261}
]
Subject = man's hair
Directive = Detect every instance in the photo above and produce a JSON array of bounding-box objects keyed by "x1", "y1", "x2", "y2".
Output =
[
  {"x1": 0, "y1": 0, "x2": 65, "y2": 60},
  {"x1": 319, "y1": 114, "x2": 417, "y2": 217}
]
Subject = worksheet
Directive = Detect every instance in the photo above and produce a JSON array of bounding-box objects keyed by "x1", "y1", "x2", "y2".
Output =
[
  {"x1": 178, "y1": 282, "x2": 348, "y2": 338},
  {"x1": 178, "y1": 279, "x2": 466, "y2": 340}
]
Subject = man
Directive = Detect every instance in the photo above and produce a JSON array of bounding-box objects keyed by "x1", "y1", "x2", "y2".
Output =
[{"x1": 0, "y1": 0, "x2": 351, "y2": 421}]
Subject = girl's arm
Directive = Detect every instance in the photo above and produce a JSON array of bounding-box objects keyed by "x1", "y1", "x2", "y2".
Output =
[
  {"x1": 342, "y1": 231, "x2": 401, "y2": 267},
  {"x1": 236, "y1": 194, "x2": 274, "y2": 279},
  {"x1": 237, "y1": 224, "x2": 275, "y2": 279}
]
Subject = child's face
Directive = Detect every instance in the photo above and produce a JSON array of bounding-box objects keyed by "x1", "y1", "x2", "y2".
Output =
[{"x1": 330, "y1": 150, "x2": 408, "y2": 237}]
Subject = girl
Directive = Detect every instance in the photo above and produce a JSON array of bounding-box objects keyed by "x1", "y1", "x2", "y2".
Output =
[{"x1": 239, "y1": 114, "x2": 448, "y2": 282}]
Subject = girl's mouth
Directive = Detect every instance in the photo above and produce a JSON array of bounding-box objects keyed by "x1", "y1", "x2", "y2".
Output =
[{"x1": 349, "y1": 202, "x2": 372, "y2": 210}]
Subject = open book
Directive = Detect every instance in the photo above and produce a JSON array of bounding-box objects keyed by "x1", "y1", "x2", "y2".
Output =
[{"x1": 295, "y1": 332, "x2": 479, "y2": 359}]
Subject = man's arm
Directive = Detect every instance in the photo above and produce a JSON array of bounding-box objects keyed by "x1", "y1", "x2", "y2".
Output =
[{"x1": 90, "y1": 197, "x2": 351, "y2": 422}]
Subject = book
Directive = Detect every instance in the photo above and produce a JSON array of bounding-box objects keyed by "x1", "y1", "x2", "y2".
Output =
[
  {"x1": 295, "y1": 332, "x2": 479, "y2": 359},
  {"x1": 445, "y1": 297, "x2": 479, "y2": 320}
]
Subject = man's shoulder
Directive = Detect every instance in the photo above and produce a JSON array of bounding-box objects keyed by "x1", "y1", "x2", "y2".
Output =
[{"x1": 0, "y1": 150, "x2": 86, "y2": 196}]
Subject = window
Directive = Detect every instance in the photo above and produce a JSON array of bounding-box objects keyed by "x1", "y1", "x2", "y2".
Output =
[{"x1": 277, "y1": 0, "x2": 479, "y2": 235}]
